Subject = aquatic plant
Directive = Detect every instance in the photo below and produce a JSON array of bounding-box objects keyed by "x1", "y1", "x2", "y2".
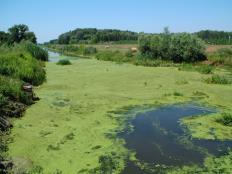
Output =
[
  {"x1": 56, "y1": 59, "x2": 71, "y2": 65},
  {"x1": 216, "y1": 113, "x2": 232, "y2": 126},
  {"x1": 205, "y1": 75, "x2": 231, "y2": 84}
]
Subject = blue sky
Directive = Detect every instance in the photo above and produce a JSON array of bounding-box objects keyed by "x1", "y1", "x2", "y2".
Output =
[{"x1": 1, "y1": 0, "x2": 231, "y2": 43}]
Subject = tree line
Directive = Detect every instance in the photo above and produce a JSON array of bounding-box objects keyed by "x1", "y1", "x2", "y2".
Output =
[
  {"x1": 49, "y1": 28, "x2": 138, "y2": 44},
  {"x1": 195, "y1": 30, "x2": 232, "y2": 45},
  {"x1": 47, "y1": 28, "x2": 232, "y2": 45}
]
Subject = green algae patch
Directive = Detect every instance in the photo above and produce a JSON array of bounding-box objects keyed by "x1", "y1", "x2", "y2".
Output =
[
  {"x1": 167, "y1": 151, "x2": 232, "y2": 174},
  {"x1": 182, "y1": 112, "x2": 232, "y2": 140},
  {"x1": 8, "y1": 57, "x2": 232, "y2": 173}
]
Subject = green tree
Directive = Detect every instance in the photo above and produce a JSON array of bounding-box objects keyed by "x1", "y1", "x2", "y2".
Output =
[
  {"x1": 8, "y1": 24, "x2": 29, "y2": 43},
  {"x1": 25, "y1": 32, "x2": 37, "y2": 43},
  {"x1": 0, "y1": 31, "x2": 9, "y2": 45}
]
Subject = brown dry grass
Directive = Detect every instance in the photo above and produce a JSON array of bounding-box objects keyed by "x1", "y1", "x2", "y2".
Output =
[{"x1": 206, "y1": 45, "x2": 232, "y2": 53}]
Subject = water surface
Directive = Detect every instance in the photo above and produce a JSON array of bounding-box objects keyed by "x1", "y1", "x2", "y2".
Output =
[
  {"x1": 48, "y1": 51, "x2": 79, "y2": 62},
  {"x1": 120, "y1": 103, "x2": 232, "y2": 173}
]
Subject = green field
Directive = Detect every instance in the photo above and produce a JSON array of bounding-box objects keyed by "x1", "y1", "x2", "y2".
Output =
[{"x1": 8, "y1": 56, "x2": 232, "y2": 173}]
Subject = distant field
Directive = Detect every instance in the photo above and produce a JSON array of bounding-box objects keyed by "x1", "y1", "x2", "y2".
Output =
[
  {"x1": 206, "y1": 45, "x2": 232, "y2": 53},
  {"x1": 84, "y1": 44, "x2": 138, "y2": 53}
]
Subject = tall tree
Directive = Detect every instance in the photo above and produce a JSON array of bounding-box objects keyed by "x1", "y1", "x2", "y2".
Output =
[{"x1": 8, "y1": 24, "x2": 32, "y2": 44}]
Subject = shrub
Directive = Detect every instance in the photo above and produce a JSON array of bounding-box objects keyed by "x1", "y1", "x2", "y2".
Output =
[
  {"x1": 169, "y1": 33, "x2": 206, "y2": 62},
  {"x1": 205, "y1": 75, "x2": 231, "y2": 84},
  {"x1": 138, "y1": 29, "x2": 206, "y2": 63},
  {"x1": 56, "y1": 59, "x2": 71, "y2": 65},
  {"x1": 216, "y1": 113, "x2": 232, "y2": 126}
]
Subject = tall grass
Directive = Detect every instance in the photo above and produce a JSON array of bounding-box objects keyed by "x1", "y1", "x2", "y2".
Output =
[
  {"x1": 96, "y1": 50, "x2": 130, "y2": 63},
  {"x1": 208, "y1": 48, "x2": 232, "y2": 66},
  {"x1": 178, "y1": 64, "x2": 214, "y2": 74},
  {"x1": 0, "y1": 44, "x2": 46, "y2": 85},
  {"x1": 23, "y1": 41, "x2": 48, "y2": 61},
  {"x1": 46, "y1": 44, "x2": 97, "y2": 57},
  {"x1": 204, "y1": 74, "x2": 231, "y2": 84},
  {"x1": 0, "y1": 42, "x2": 47, "y2": 109}
]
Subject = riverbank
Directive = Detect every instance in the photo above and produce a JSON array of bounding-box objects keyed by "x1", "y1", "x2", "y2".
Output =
[
  {"x1": 0, "y1": 42, "x2": 48, "y2": 173},
  {"x1": 8, "y1": 52, "x2": 232, "y2": 173}
]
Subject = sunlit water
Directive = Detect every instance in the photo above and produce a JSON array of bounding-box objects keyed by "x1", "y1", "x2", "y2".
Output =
[{"x1": 48, "y1": 51, "x2": 79, "y2": 62}]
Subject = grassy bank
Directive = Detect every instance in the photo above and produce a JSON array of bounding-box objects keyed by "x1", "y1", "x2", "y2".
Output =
[
  {"x1": 0, "y1": 41, "x2": 47, "y2": 173},
  {"x1": 8, "y1": 56, "x2": 232, "y2": 173}
]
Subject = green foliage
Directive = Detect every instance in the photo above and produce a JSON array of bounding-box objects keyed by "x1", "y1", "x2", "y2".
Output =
[
  {"x1": 196, "y1": 30, "x2": 232, "y2": 45},
  {"x1": 89, "y1": 155, "x2": 119, "y2": 174},
  {"x1": 0, "y1": 42, "x2": 46, "y2": 108},
  {"x1": 26, "y1": 165, "x2": 44, "y2": 174},
  {"x1": 168, "y1": 151, "x2": 232, "y2": 174},
  {"x1": 173, "y1": 91, "x2": 183, "y2": 96},
  {"x1": 138, "y1": 29, "x2": 206, "y2": 62},
  {"x1": 56, "y1": 28, "x2": 138, "y2": 44},
  {"x1": 134, "y1": 57, "x2": 173, "y2": 67},
  {"x1": 0, "y1": 93, "x2": 7, "y2": 107},
  {"x1": 46, "y1": 44, "x2": 97, "y2": 57},
  {"x1": 208, "y1": 48, "x2": 232, "y2": 66},
  {"x1": 170, "y1": 33, "x2": 206, "y2": 62},
  {"x1": 0, "y1": 31, "x2": 9, "y2": 45},
  {"x1": 23, "y1": 41, "x2": 48, "y2": 61},
  {"x1": 0, "y1": 75, "x2": 22, "y2": 101},
  {"x1": 205, "y1": 74, "x2": 231, "y2": 84},
  {"x1": 216, "y1": 113, "x2": 232, "y2": 126},
  {"x1": 0, "y1": 45, "x2": 46, "y2": 85},
  {"x1": 98, "y1": 155, "x2": 118, "y2": 174},
  {"x1": 8, "y1": 24, "x2": 37, "y2": 44},
  {"x1": 96, "y1": 51, "x2": 130, "y2": 63},
  {"x1": 179, "y1": 64, "x2": 214, "y2": 74},
  {"x1": 56, "y1": 59, "x2": 71, "y2": 65},
  {"x1": 83, "y1": 46, "x2": 97, "y2": 55},
  {"x1": 125, "y1": 49, "x2": 133, "y2": 57},
  {"x1": 197, "y1": 65, "x2": 214, "y2": 74}
]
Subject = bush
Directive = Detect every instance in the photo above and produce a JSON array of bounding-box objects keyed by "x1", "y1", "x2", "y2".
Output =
[
  {"x1": 169, "y1": 33, "x2": 206, "y2": 62},
  {"x1": 205, "y1": 75, "x2": 231, "y2": 84},
  {"x1": 138, "y1": 29, "x2": 206, "y2": 62},
  {"x1": 216, "y1": 113, "x2": 232, "y2": 126},
  {"x1": 56, "y1": 59, "x2": 71, "y2": 65}
]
